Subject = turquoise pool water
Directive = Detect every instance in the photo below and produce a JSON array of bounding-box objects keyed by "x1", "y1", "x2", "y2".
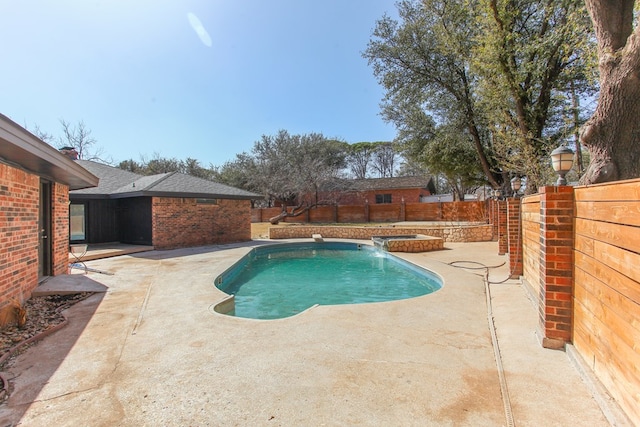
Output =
[{"x1": 215, "y1": 242, "x2": 442, "y2": 319}]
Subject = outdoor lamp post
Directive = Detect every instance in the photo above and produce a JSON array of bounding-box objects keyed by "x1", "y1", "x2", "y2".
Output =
[
  {"x1": 550, "y1": 145, "x2": 574, "y2": 186},
  {"x1": 510, "y1": 176, "x2": 522, "y2": 196}
]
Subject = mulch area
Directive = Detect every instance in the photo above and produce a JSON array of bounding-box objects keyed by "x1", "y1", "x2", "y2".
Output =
[{"x1": 0, "y1": 293, "x2": 91, "y2": 368}]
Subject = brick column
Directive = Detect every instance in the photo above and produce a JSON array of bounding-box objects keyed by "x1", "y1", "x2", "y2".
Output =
[
  {"x1": 489, "y1": 200, "x2": 499, "y2": 241},
  {"x1": 507, "y1": 198, "x2": 523, "y2": 278},
  {"x1": 538, "y1": 186, "x2": 574, "y2": 349},
  {"x1": 497, "y1": 200, "x2": 508, "y2": 255},
  {"x1": 400, "y1": 199, "x2": 406, "y2": 221}
]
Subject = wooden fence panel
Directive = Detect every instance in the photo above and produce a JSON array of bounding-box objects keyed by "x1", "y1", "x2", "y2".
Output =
[
  {"x1": 574, "y1": 178, "x2": 640, "y2": 201},
  {"x1": 575, "y1": 200, "x2": 640, "y2": 227},
  {"x1": 521, "y1": 195, "x2": 541, "y2": 301},
  {"x1": 573, "y1": 181, "x2": 640, "y2": 424}
]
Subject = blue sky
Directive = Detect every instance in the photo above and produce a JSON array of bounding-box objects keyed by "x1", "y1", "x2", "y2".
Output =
[{"x1": 1, "y1": 1, "x2": 399, "y2": 166}]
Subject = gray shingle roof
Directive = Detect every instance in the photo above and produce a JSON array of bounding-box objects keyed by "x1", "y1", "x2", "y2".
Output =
[
  {"x1": 71, "y1": 160, "x2": 261, "y2": 200},
  {"x1": 350, "y1": 176, "x2": 433, "y2": 190},
  {"x1": 71, "y1": 160, "x2": 142, "y2": 196},
  {"x1": 321, "y1": 176, "x2": 434, "y2": 192}
]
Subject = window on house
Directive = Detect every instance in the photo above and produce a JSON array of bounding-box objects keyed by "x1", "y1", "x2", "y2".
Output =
[
  {"x1": 69, "y1": 203, "x2": 86, "y2": 241},
  {"x1": 375, "y1": 194, "x2": 392, "y2": 204},
  {"x1": 196, "y1": 198, "x2": 217, "y2": 205}
]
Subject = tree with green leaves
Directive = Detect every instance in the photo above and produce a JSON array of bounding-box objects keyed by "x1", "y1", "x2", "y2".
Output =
[
  {"x1": 364, "y1": 0, "x2": 503, "y2": 189},
  {"x1": 232, "y1": 130, "x2": 347, "y2": 221},
  {"x1": 405, "y1": 122, "x2": 486, "y2": 200},
  {"x1": 364, "y1": 0, "x2": 596, "y2": 193},
  {"x1": 117, "y1": 154, "x2": 215, "y2": 180},
  {"x1": 580, "y1": 0, "x2": 640, "y2": 184},
  {"x1": 212, "y1": 153, "x2": 257, "y2": 196},
  {"x1": 474, "y1": 0, "x2": 596, "y2": 191}
]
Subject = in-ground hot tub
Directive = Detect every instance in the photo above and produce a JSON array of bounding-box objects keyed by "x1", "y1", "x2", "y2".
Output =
[{"x1": 372, "y1": 234, "x2": 444, "y2": 253}]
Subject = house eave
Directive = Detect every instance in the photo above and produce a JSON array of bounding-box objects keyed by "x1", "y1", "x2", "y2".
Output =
[{"x1": 0, "y1": 114, "x2": 98, "y2": 190}]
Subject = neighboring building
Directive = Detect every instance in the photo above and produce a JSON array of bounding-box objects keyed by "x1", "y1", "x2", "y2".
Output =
[
  {"x1": 68, "y1": 159, "x2": 261, "y2": 250},
  {"x1": 314, "y1": 176, "x2": 436, "y2": 206},
  {"x1": 0, "y1": 114, "x2": 98, "y2": 322}
]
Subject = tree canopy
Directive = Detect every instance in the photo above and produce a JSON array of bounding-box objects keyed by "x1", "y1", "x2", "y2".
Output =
[
  {"x1": 220, "y1": 130, "x2": 348, "y2": 207},
  {"x1": 364, "y1": 0, "x2": 597, "y2": 193},
  {"x1": 118, "y1": 154, "x2": 215, "y2": 180}
]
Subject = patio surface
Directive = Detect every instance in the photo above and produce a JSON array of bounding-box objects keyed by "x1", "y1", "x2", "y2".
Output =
[{"x1": 0, "y1": 240, "x2": 628, "y2": 426}]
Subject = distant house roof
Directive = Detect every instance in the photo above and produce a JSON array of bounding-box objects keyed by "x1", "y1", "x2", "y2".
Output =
[
  {"x1": 351, "y1": 176, "x2": 434, "y2": 191},
  {"x1": 0, "y1": 113, "x2": 98, "y2": 190},
  {"x1": 71, "y1": 160, "x2": 261, "y2": 200},
  {"x1": 322, "y1": 176, "x2": 435, "y2": 193}
]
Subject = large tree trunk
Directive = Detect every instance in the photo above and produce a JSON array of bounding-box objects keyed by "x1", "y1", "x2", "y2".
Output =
[{"x1": 580, "y1": 0, "x2": 640, "y2": 184}]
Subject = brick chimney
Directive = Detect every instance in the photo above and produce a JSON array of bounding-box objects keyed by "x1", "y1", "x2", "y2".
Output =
[{"x1": 59, "y1": 146, "x2": 78, "y2": 160}]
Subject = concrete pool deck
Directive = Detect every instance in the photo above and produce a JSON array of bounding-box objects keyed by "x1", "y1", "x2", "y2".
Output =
[{"x1": 0, "y1": 241, "x2": 627, "y2": 426}]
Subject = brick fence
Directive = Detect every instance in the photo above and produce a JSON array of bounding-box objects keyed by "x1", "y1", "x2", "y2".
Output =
[{"x1": 252, "y1": 201, "x2": 488, "y2": 224}]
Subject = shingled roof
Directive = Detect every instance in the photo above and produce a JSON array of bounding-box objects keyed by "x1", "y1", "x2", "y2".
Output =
[
  {"x1": 321, "y1": 176, "x2": 434, "y2": 192},
  {"x1": 71, "y1": 160, "x2": 261, "y2": 200}
]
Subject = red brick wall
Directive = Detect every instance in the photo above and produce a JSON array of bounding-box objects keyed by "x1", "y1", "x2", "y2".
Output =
[
  {"x1": 497, "y1": 200, "x2": 508, "y2": 255},
  {"x1": 252, "y1": 201, "x2": 488, "y2": 224},
  {"x1": 0, "y1": 164, "x2": 40, "y2": 311},
  {"x1": 52, "y1": 182, "x2": 70, "y2": 276},
  {"x1": 441, "y1": 201, "x2": 487, "y2": 222},
  {"x1": 405, "y1": 203, "x2": 440, "y2": 220},
  {"x1": 152, "y1": 197, "x2": 251, "y2": 250},
  {"x1": 308, "y1": 205, "x2": 336, "y2": 223},
  {"x1": 369, "y1": 203, "x2": 401, "y2": 222},
  {"x1": 506, "y1": 198, "x2": 523, "y2": 278},
  {"x1": 336, "y1": 205, "x2": 367, "y2": 223},
  {"x1": 328, "y1": 188, "x2": 429, "y2": 205}
]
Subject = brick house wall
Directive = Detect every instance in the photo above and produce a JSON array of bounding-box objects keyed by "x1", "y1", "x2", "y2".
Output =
[
  {"x1": 152, "y1": 197, "x2": 252, "y2": 250},
  {"x1": 328, "y1": 188, "x2": 430, "y2": 205},
  {"x1": 52, "y1": 182, "x2": 70, "y2": 276},
  {"x1": 0, "y1": 164, "x2": 39, "y2": 309}
]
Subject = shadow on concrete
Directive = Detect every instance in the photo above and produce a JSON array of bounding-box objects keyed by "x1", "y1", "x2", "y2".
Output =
[
  {"x1": 126, "y1": 239, "x2": 290, "y2": 261},
  {"x1": 34, "y1": 274, "x2": 109, "y2": 296},
  {"x1": 0, "y1": 285, "x2": 105, "y2": 425}
]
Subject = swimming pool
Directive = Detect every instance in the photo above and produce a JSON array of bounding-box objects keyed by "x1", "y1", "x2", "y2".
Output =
[{"x1": 213, "y1": 242, "x2": 442, "y2": 319}]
